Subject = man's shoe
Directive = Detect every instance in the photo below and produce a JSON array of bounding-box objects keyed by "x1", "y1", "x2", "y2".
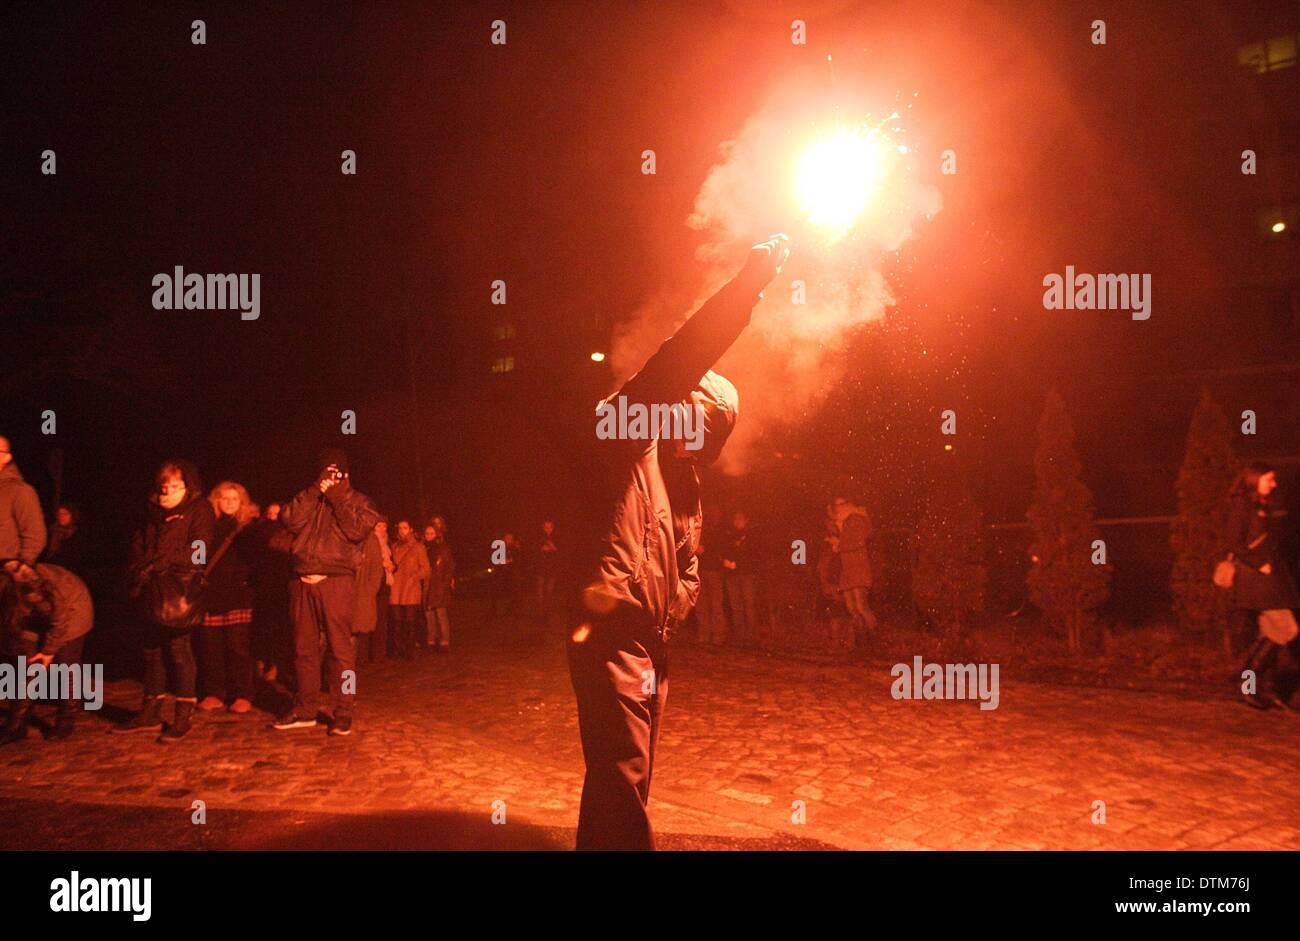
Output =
[
  {"x1": 198, "y1": 696, "x2": 224, "y2": 711},
  {"x1": 272, "y1": 712, "x2": 319, "y2": 730},
  {"x1": 159, "y1": 699, "x2": 195, "y2": 743},
  {"x1": 329, "y1": 714, "x2": 353, "y2": 736},
  {"x1": 229, "y1": 698, "x2": 252, "y2": 714},
  {"x1": 112, "y1": 696, "x2": 165, "y2": 734}
]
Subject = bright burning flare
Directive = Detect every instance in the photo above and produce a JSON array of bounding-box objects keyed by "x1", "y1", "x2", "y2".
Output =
[{"x1": 795, "y1": 127, "x2": 891, "y2": 234}]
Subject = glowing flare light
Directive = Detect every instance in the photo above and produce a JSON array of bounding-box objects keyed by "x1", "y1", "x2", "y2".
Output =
[{"x1": 795, "y1": 127, "x2": 893, "y2": 235}]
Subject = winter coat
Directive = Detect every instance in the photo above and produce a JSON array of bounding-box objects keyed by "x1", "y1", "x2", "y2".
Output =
[
  {"x1": 1227, "y1": 493, "x2": 1297, "y2": 611},
  {"x1": 203, "y1": 514, "x2": 255, "y2": 613},
  {"x1": 129, "y1": 462, "x2": 215, "y2": 585},
  {"x1": 577, "y1": 271, "x2": 761, "y2": 637},
  {"x1": 390, "y1": 537, "x2": 430, "y2": 605},
  {"x1": 22, "y1": 563, "x2": 94, "y2": 655},
  {"x1": 279, "y1": 480, "x2": 382, "y2": 578},
  {"x1": 837, "y1": 508, "x2": 872, "y2": 591},
  {"x1": 45, "y1": 524, "x2": 88, "y2": 572},
  {"x1": 424, "y1": 538, "x2": 455, "y2": 609},
  {"x1": 722, "y1": 525, "x2": 754, "y2": 578},
  {"x1": 0, "y1": 462, "x2": 47, "y2": 566},
  {"x1": 353, "y1": 531, "x2": 385, "y2": 633}
]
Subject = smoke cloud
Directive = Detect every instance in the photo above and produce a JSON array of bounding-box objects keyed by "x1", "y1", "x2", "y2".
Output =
[{"x1": 611, "y1": 76, "x2": 942, "y2": 474}]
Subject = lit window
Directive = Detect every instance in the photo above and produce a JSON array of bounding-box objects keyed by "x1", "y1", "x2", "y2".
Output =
[
  {"x1": 1238, "y1": 34, "x2": 1298, "y2": 73},
  {"x1": 493, "y1": 324, "x2": 516, "y2": 341},
  {"x1": 490, "y1": 356, "x2": 515, "y2": 374}
]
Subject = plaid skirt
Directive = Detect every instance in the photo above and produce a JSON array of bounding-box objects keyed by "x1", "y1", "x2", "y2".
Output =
[{"x1": 202, "y1": 607, "x2": 253, "y2": 628}]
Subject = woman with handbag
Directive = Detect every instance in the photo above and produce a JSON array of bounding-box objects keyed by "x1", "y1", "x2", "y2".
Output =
[
  {"x1": 114, "y1": 459, "x2": 214, "y2": 741},
  {"x1": 1224, "y1": 462, "x2": 1299, "y2": 710}
]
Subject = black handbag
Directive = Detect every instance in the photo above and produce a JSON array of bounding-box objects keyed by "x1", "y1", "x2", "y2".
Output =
[
  {"x1": 143, "y1": 524, "x2": 242, "y2": 631},
  {"x1": 145, "y1": 567, "x2": 207, "y2": 631}
]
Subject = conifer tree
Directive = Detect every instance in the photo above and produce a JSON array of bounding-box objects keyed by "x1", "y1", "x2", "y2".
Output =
[
  {"x1": 1026, "y1": 390, "x2": 1110, "y2": 652},
  {"x1": 1170, "y1": 388, "x2": 1237, "y2": 651}
]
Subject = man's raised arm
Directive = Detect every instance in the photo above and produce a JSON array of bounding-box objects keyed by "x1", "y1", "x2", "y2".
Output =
[{"x1": 618, "y1": 235, "x2": 790, "y2": 410}]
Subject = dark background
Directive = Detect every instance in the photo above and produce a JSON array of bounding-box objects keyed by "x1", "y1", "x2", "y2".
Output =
[{"x1": 2, "y1": 0, "x2": 1297, "y2": 617}]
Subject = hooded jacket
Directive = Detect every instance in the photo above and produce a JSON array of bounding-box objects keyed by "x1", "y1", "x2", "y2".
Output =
[
  {"x1": 0, "y1": 461, "x2": 47, "y2": 566},
  {"x1": 578, "y1": 271, "x2": 761, "y2": 637},
  {"x1": 280, "y1": 479, "x2": 382, "y2": 578},
  {"x1": 129, "y1": 459, "x2": 214, "y2": 580}
]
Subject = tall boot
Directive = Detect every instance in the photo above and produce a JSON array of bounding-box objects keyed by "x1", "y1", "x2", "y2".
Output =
[
  {"x1": 1240, "y1": 637, "x2": 1278, "y2": 710},
  {"x1": 159, "y1": 698, "x2": 196, "y2": 743},
  {"x1": 112, "y1": 694, "x2": 164, "y2": 734},
  {"x1": 0, "y1": 701, "x2": 31, "y2": 745}
]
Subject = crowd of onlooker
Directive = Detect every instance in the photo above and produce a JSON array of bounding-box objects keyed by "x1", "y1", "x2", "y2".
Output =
[{"x1": 0, "y1": 437, "x2": 588, "y2": 745}]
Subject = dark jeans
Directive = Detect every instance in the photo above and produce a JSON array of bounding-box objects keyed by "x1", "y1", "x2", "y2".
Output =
[
  {"x1": 142, "y1": 623, "x2": 196, "y2": 699},
  {"x1": 390, "y1": 604, "x2": 420, "y2": 660},
  {"x1": 725, "y1": 574, "x2": 758, "y2": 647},
  {"x1": 567, "y1": 608, "x2": 670, "y2": 850},
  {"x1": 197, "y1": 622, "x2": 255, "y2": 702},
  {"x1": 290, "y1": 575, "x2": 356, "y2": 718}
]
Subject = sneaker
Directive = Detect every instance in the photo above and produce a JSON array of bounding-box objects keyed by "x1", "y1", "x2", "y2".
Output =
[
  {"x1": 229, "y1": 698, "x2": 252, "y2": 714},
  {"x1": 329, "y1": 714, "x2": 353, "y2": 737},
  {"x1": 272, "y1": 712, "x2": 319, "y2": 730},
  {"x1": 198, "y1": 696, "x2": 224, "y2": 712}
]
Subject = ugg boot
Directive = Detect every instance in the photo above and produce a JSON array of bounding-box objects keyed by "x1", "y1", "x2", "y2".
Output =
[
  {"x1": 112, "y1": 695, "x2": 164, "y2": 734},
  {"x1": 159, "y1": 698, "x2": 196, "y2": 742}
]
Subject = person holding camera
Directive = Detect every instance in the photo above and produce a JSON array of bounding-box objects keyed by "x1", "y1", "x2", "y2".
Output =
[{"x1": 273, "y1": 448, "x2": 381, "y2": 736}]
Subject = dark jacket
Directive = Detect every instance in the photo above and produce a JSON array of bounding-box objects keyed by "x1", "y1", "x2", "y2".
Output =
[
  {"x1": 129, "y1": 461, "x2": 214, "y2": 584},
  {"x1": 1227, "y1": 492, "x2": 1297, "y2": 611},
  {"x1": 204, "y1": 514, "x2": 255, "y2": 613},
  {"x1": 279, "y1": 480, "x2": 381, "y2": 578},
  {"x1": 577, "y1": 271, "x2": 761, "y2": 637},
  {"x1": 353, "y1": 531, "x2": 386, "y2": 633},
  {"x1": 45, "y1": 524, "x2": 88, "y2": 573},
  {"x1": 424, "y1": 538, "x2": 455, "y2": 609},
  {"x1": 837, "y1": 508, "x2": 872, "y2": 591},
  {"x1": 27, "y1": 563, "x2": 94, "y2": 655},
  {"x1": 0, "y1": 462, "x2": 47, "y2": 566},
  {"x1": 721, "y1": 525, "x2": 754, "y2": 578}
]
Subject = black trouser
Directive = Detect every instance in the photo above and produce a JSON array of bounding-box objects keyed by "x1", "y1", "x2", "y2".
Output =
[
  {"x1": 290, "y1": 576, "x2": 356, "y2": 718},
  {"x1": 390, "y1": 605, "x2": 420, "y2": 660},
  {"x1": 566, "y1": 608, "x2": 670, "y2": 851},
  {"x1": 142, "y1": 623, "x2": 196, "y2": 699},
  {"x1": 197, "y1": 622, "x2": 255, "y2": 702}
]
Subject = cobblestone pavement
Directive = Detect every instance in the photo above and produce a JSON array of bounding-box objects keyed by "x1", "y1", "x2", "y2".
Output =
[{"x1": 1, "y1": 613, "x2": 1298, "y2": 850}]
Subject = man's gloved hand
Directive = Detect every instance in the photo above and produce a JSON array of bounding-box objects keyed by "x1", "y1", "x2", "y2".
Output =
[{"x1": 738, "y1": 233, "x2": 791, "y2": 295}]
